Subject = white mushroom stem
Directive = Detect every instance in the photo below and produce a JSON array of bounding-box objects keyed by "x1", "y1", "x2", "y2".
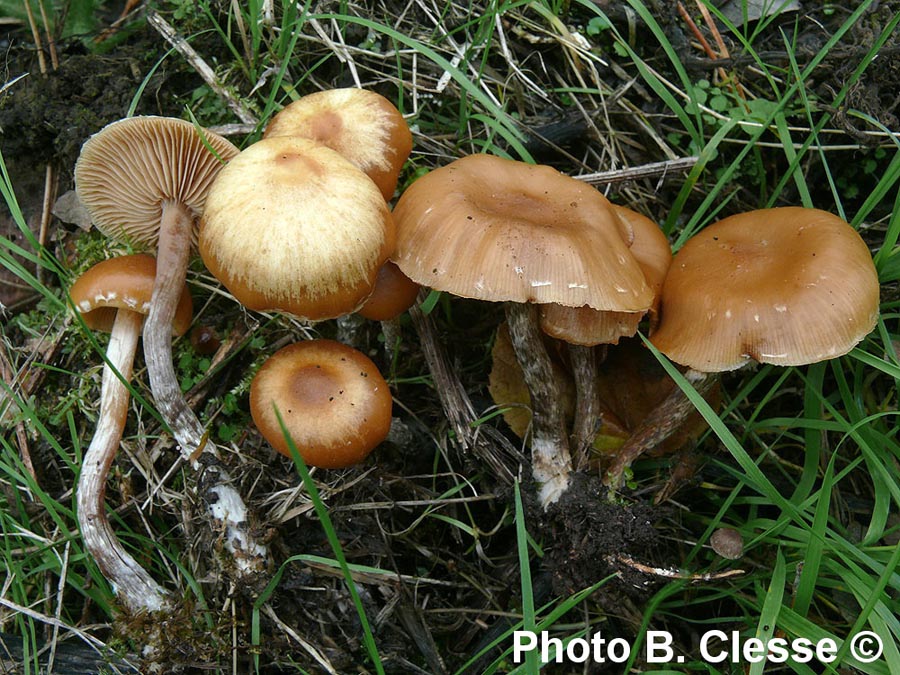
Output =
[
  {"x1": 77, "y1": 309, "x2": 171, "y2": 615},
  {"x1": 143, "y1": 200, "x2": 268, "y2": 577},
  {"x1": 603, "y1": 368, "x2": 716, "y2": 488},
  {"x1": 505, "y1": 302, "x2": 573, "y2": 508}
]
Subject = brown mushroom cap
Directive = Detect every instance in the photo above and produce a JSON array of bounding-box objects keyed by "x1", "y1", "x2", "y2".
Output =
[
  {"x1": 263, "y1": 88, "x2": 412, "y2": 200},
  {"x1": 249, "y1": 340, "x2": 393, "y2": 468},
  {"x1": 392, "y1": 154, "x2": 653, "y2": 312},
  {"x1": 74, "y1": 116, "x2": 239, "y2": 248},
  {"x1": 70, "y1": 254, "x2": 193, "y2": 335},
  {"x1": 199, "y1": 136, "x2": 396, "y2": 321},
  {"x1": 650, "y1": 207, "x2": 880, "y2": 371},
  {"x1": 539, "y1": 205, "x2": 672, "y2": 345},
  {"x1": 357, "y1": 262, "x2": 421, "y2": 321}
]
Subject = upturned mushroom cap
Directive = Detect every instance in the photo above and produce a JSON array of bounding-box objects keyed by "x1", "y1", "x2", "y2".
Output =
[
  {"x1": 74, "y1": 116, "x2": 239, "y2": 247},
  {"x1": 538, "y1": 205, "x2": 672, "y2": 345},
  {"x1": 249, "y1": 340, "x2": 393, "y2": 468},
  {"x1": 263, "y1": 88, "x2": 412, "y2": 200},
  {"x1": 392, "y1": 154, "x2": 653, "y2": 312},
  {"x1": 650, "y1": 207, "x2": 880, "y2": 371},
  {"x1": 70, "y1": 254, "x2": 193, "y2": 335},
  {"x1": 199, "y1": 136, "x2": 396, "y2": 321}
]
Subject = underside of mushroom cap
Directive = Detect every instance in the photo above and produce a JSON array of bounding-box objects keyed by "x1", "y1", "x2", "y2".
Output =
[
  {"x1": 199, "y1": 137, "x2": 395, "y2": 321},
  {"x1": 74, "y1": 116, "x2": 239, "y2": 248},
  {"x1": 650, "y1": 207, "x2": 880, "y2": 371},
  {"x1": 70, "y1": 254, "x2": 193, "y2": 335},
  {"x1": 391, "y1": 154, "x2": 653, "y2": 313}
]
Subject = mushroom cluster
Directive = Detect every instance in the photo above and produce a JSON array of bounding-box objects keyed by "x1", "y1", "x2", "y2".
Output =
[
  {"x1": 73, "y1": 115, "x2": 268, "y2": 611},
  {"x1": 197, "y1": 87, "x2": 413, "y2": 468},
  {"x1": 391, "y1": 153, "x2": 663, "y2": 506}
]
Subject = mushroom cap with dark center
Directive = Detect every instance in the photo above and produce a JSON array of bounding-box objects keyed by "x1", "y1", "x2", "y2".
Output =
[
  {"x1": 538, "y1": 205, "x2": 672, "y2": 345},
  {"x1": 70, "y1": 254, "x2": 193, "y2": 335},
  {"x1": 74, "y1": 116, "x2": 239, "y2": 248},
  {"x1": 249, "y1": 340, "x2": 393, "y2": 468},
  {"x1": 391, "y1": 154, "x2": 653, "y2": 312},
  {"x1": 650, "y1": 207, "x2": 880, "y2": 371},
  {"x1": 263, "y1": 88, "x2": 412, "y2": 200},
  {"x1": 199, "y1": 136, "x2": 396, "y2": 321}
]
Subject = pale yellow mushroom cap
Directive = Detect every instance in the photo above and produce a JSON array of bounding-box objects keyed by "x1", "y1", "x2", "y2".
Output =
[
  {"x1": 264, "y1": 88, "x2": 412, "y2": 200},
  {"x1": 74, "y1": 116, "x2": 239, "y2": 248},
  {"x1": 392, "y1": 154, "x2": 653, "y2": 312},
  {"x1": 198, "y1": 136, "x2": 395, "y2": 321},
  {"x1": 650, "y1": 207, "x2": 880, "y2": 371}
]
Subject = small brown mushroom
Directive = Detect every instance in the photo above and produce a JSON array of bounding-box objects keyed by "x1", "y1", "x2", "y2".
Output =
[
  {"x1": 70, "y1": 254, "x2": 191, "y2": 614},
  {"x1": 605, "y1": 207, "x2": 880, "y2": 487},
  {"x1": 249, "y1": 340, "x2": 393, "y2": 468}
]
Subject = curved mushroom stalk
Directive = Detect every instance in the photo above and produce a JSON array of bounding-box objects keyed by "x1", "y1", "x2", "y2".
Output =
[
  {"x1": 602, "y1": 368, "x2": 715, "y2": 488},
  {"x1": 75, "y1": 117, "x2": 269, "y2": 581},
  {"x1": 77, "y1": 309, "x2": 171, "y2": 614},
  {"x1": 505, "y1": 302, "x2": 573, "y2": 508},
  {"x1": 144, "y1": 200, "x2": 267, "y2": 576}
]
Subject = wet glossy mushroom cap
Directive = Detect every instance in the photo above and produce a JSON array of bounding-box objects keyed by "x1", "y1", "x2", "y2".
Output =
[
  {"x1": 539, "y1": 205, "x2": 672, "y2": 345},
  {"x1": 74, "y1": 116, "x2": 239, "y2": 247},
  {"x1": 264, "y1": 88, "x2": 412, "y2": 200},
  {"x1": 650, "y1": 207, "x2": 880, "y2": 371},
  {"x1": 70, "y1": 254, "x2": 193, "y2": 335},
  {"x1": 392, "y1": 154, "x2": 653, "y2": 312},
  {"x1": 249, "y1": 340, "x2": 393, "y2": 468},
  {"x1": 357, "y1": 262, "x2": 421, "y2": 321},
  {"x1": 199, "y1": 136, "x2": 396, "y2": 321}
]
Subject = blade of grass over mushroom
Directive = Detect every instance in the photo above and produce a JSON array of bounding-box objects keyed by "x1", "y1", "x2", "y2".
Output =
[
  {"x1": 273, "y1": 408, "x2": 385, "y2": 675},
  {"x1": 638, "y1": 336, "x2": 795, "y2": 515}
]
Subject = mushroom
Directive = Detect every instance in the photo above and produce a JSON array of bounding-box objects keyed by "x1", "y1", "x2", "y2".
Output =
[
  {"x1": 392, "y1": 154, "x2": 653, "y2": 506},
  {"x1": 263, "y1": 88, "x2": 412, "y2": 200},
  {"x1": 74, "y1": 116, "x2": 268, "y2": 578},
  {"x1": 249, "y1": 340, "x2": 393, "y2": 468},
  {"x1": 199, "y1": 136, "x2": 395, "y2": 322},
  {"x1": 357, "y1": 262, "x2": 421, "y2": 322},
  {"x1": 537, "y1": 205, "x2": 672, "y2": 461},
  {"x1": 604, "y1": 207, "x2": 881, "y2": 486},
  {"x1": 70, "y1": 254, "x2": 191, "y2": 614}
]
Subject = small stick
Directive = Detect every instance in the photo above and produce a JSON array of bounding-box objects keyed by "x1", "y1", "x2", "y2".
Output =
[
  {"x1": 609, "y1": 553, "x2": 745, "y2": 581},
  {"x1": 21, "y1": 0, "x2": 47, "y2": 75},
  {"x1": 35, "y1": 0, "x2": 58, "y2": 69},
  {"x1": 146, "y1": 10, "x2": 259, "y2": 126},
  {"x1": 0, "y1": 337, "x2": 36, "y2": 483},
  {"x1": 575, "y1": 156, "x2": 698, "y2": 186}
]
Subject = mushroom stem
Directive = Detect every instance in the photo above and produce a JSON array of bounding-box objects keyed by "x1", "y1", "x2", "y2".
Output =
[
  {"x1": 569, "y1": 344, "x2": 602, "y2": 471},
  {"x1": 505, "y1": 302, "x2": 572, "y2": 507},
  {"x1": 143, "y1": 200, "x2": 267, "y2": 578},
  {"x1": 77, "y1": 309, "x2": 171, "y2": 615},
  {"x1": 603, "y1": 368, "x2": 715, "y2": 488}
]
